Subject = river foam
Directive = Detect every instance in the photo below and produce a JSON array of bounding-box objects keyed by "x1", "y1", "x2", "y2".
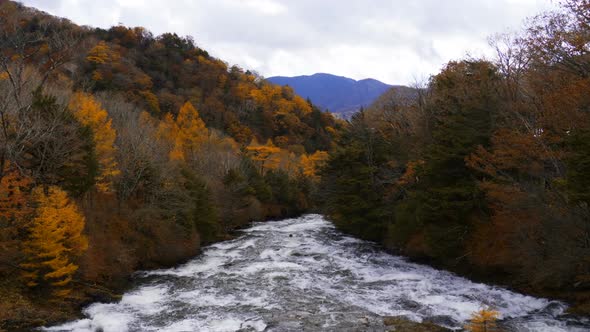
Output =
[{"x1": 46, "y1": 214, "x2": 590, "y2": 332}]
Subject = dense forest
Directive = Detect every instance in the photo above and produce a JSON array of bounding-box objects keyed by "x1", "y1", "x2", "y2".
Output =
[
  {"x1": 320, "y1": 0, "x2": 590, "y2": 316},
  {"x1": 0, "y1": 1, "x2": 340, "y2": 328},
  {"x1": 3, "y1": 0, "x2": 590, "y2": 330}
]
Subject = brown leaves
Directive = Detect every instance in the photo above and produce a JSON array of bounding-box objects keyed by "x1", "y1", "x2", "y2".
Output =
[
  {"x1": 397, "y1": 160, "x2": 424, "y2": 187},
  {"x1": 0, "y1": 163, "x2": 32, "y2": 221},
  {"x1": 466, "y1": 129, "x2": 546, "y2": 181}
]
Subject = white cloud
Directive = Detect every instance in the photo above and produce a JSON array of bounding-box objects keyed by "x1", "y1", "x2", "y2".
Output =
[
  {"x1": 21, "y1": 0, "x2": 555, "y2": 85},
  {"x1": 232, "y1": 0, "x2": 288, "y2": 16}
]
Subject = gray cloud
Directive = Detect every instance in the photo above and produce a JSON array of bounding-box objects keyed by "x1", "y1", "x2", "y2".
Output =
[{"x1": 22, "y1": 0, "x2": 554, "y2": 85}]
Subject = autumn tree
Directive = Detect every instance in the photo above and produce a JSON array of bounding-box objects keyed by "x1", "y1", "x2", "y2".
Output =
[
  {"x1": 0, "y1": 162, "x2": 31, "y2": 221},
  {"x1": 465, "y1": 309, "x2": 500, "y2": 332},
  {"x1": 246, "y1": 139, "x2": 281, "y2": 174},
  {"x1": 84, "y1": 40, "x2": 124, "y2": 86},
  {"x1": 0, "y1": 162, "x2": 32, "y2": 272},
  {"x1": 0, "y1": 2, "x2": 339, "y2": 328},
  {"x1": 69, "y1": 92, "x2": 119, "y2": 193},
  {"x1": 97, "y1": 95, "x2": 170, "y2": 201},
  {"x1": 0, "y1": 86, "x2": 98, "y2": 196},
  {"x1": 0, "y1": 4, "x2": 82, "y2": 180},
  {"x1": 174, "y1": 101, "x2": 209, "y2": 161},
  {"x1": 300, "y1": 151, "x2": 329, "y2": 181},
  {"x1": 394, "y1": 61, "x2": 499, "y2": 260},
  {"x1": 21, "y1": 186, "x2": 88, "y2": 298},
  {"x1": 157, "y1": 102, "x2": 209, "y2": 163},
  {"x1": 0, "y1": 2, "x2": 81, "y2": 110},
  {"x1": 86, "y1": 41, "x2": 115, "y2": 65},
  {"x1": 461, "y1": 0, "x2": 590, "y2": 284}
]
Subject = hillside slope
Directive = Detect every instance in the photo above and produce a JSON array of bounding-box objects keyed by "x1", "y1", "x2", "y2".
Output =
[{"x1": 0, "y1": 2, "x2": 340, "y2": 329}]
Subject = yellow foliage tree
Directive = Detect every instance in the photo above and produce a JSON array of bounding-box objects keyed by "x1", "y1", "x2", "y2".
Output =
[
  {"x1": 175, "y1": 102, "x2": 208, "y2": 160},
  {"x1": 69, "y1": 93, "x2": 120, "y2": 192},
  {"x1": 300, "y1": 151, "x2": 329, "y2": 181},
  {"x1": 157, "y1": 113, "x2": 176, "y2": 140},
  {"x1": 158, "y1": 102, "x2": 209, "y2": 162},
  {"x1": 21, "y1": 186, "x2": 88, "y2": 298},
  {"x1": 465, "y1": 308, "x2": 500, "y2": 332},
  {"x1": 249, "y1": 83, "x2": 312, "y2": 118},
  {"x1": 156, "y1": 113, "x2": 181, "y2": 160},
  {"x1": 246, "y1": 139, "x2": 281, "y2": 174},
  {"x1": 293, "y1": 95, "x2": 312, "y2": 115},
  {"x1": 86, "y1": 41, "x2": 118, "y2": 64}
]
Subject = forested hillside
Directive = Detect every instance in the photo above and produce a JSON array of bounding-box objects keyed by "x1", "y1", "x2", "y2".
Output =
[
  {"x1": 0, "y1": 1, "x2": 339, "y2": 329},
  {"x1": 4, "y1": 0, "x2": 590, "y2": 330},
  {"x1": 320, "y1": 0, "x2": 590, "y2": 315}
]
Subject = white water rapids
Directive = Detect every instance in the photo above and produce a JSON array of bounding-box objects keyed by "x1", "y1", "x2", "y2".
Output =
[{"x1": 46, "y1": 215, "x2": 589, "y2": 331}]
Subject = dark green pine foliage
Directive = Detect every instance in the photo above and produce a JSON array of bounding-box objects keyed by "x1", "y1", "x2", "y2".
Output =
[
  {"x1": 398, "y1": 61, "x2": 498, "y2": 261},
  {"x1": 241, "y1": 158, "x2": 273, "y2": 203},
  {"x1": 265, "y1": 171, "x2": 295, "y2": 205},
  {"x1": 180, "y1": 168, "x2": 220, "y2": 244},
  {"x1": 566, "y1": 128, "x2": 590, "y2": 206},
  {"x1": 30, "y1": 89, "x2": 99, "y2": 197},
  {"x1": 319, "y1": 111, "x2": 393, "y2": 242}
]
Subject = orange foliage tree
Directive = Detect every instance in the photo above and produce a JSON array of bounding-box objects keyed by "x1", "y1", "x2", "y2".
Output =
[
  {"x1": 0, "y1": 163, "x2": 32, "y2": 221},
  {"x1": 465, "y1": 308, "x2": 500, "y2": 332},
  {"x1": 158, "y1": 102, "x2": 209, "y2": 162},
  {"x1": 21, "y1": 186, "x2": 88, "y2": 298},
  {"x1": 300, "y1": 151, "x2": 329, "y2": 181},
  {"x1": 69, "y1": 93, "x2": 120, "y2": 192},
  {"x1": 246, "y1": 139, "x2": 281, "y2": 174},
  {"x1": 86, "y1": 41, "x2": 112, "y2": 64},
  {"x1": 174, "y1": 102, "x2": 209, "y2": 160},
  {"x1": 0, "y1": 163, "x2": 32, "y2": 268}
]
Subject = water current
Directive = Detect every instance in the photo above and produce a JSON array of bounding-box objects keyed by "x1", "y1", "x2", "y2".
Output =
[{"x1": 46, "y1": 215, "x2": 590, "y2": 331}]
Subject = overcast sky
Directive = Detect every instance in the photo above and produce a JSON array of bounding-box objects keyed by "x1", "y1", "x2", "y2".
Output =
[{"x1": 22, "y1": 0, "x2": 555, "y2": 85}]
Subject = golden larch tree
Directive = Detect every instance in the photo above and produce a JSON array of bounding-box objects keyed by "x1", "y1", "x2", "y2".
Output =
[
  {"x1": 246, "y1": 139, "x2": 281, "y2": 174},
  {"x1": 300, "y1": 151, "x2": 329, "y2": 181},
  {"x1": 157, "y1": 113, "x2": 182, "y2": 160},
  {"x1": 465, "y1": 308, "x2": 500, "y2": 332},
  {"x1": 156, "y1": 102, "x2": 209, "y2": 162},
  {"x1": 171, "y1": 102, "x2": 209, "y2": 161},
  {"x1": 86, "y1": 41, "x2": 117, "y2": 64},
  {"x1": 69, "y1": 92, "x2": 120, "y2": 192},
  {"x1": 21, "y1": 186, "x2": 88, "y2": 298}
]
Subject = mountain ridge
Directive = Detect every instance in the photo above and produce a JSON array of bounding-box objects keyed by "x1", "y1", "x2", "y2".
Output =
[{"x1": 268, "y1": 73, "x2": 398, "y2": 117}]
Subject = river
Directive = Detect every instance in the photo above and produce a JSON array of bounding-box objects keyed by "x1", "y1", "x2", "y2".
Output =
[{"x1": 46, "y1": 214, "x2": 590, "y2": 331}]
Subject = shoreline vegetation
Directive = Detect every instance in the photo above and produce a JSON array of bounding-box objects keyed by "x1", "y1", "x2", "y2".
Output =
[
  {"x1": 319, "y1": 0, "x2": 590, "y2": 320},
  {"x1": 1, "y1": 0, "x2": 590, "y2": 331},
  {"x1": 0, "y1": 0, "x2": 337, "y2": 329}
]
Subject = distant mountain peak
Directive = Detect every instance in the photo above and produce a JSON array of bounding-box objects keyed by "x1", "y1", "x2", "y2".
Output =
[{"x1": 267, "y1": 73, "x2": 394, "y2": 117}]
